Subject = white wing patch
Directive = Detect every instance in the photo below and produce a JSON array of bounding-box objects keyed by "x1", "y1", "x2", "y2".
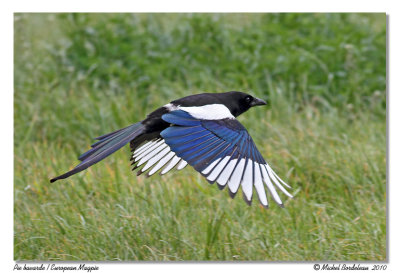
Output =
[
  {"x1": 148, "y1": 151, "x2": 175, "y2": 176},
  {"x1": 241, "y1": 159, "x2": 254, "y2": 202},
  {"x1": 201, "y1": 157, "x2": 222, "y2": 175},
  {"x1": 131, "y1": 139, "x2": 188, "y2": 176},
  {"x1": 198, "y1": 155, "x2": 292, "y2": 208},
  {"x1": 132, "y1": 138, "x2": 292, "y2": 207},
  {"x1": 216, "y1": 158, "x2": 237, "y2": 187},
  {"x1": 179, "y1": 104, "x2": 235, "y2": 120},
  {"x1": 206, "y1": 156, "x2": 231, "y2": 182},
  {"x1": 254, "y1": 164, "x2": 268, "y2": 207},
  {"x1": 177, "y1": 160, "x2": 188, "y2": 170},
  {"x1": 228, "y1": 158, "x2": 246, "y2": 194},
  {"x1": 134, "y1": 139, "x2": 164, "y2": 161},
  {"x1": 160, "y1": 155, "x2": 181, "y2": 175}
]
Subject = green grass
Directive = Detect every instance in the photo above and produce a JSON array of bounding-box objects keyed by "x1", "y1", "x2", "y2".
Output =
[{"x1": 14, "y1": 13, "x2": 386, "y2": 261}]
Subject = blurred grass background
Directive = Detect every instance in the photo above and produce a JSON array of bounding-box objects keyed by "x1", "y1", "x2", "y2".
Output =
[{"x1": 14, "y1": 13, "x2": 386, "y2": 261}]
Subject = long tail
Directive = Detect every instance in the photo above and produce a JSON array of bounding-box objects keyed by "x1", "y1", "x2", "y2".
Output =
[{"x1": 50, "y1": 122, "x2": 145, "y2": 183}]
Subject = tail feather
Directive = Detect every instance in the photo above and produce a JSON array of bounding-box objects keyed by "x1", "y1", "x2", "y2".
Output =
[
  {"x1": 78, "y1": 128, "x2": 130, "y2": 161},
  {"x1": 50, "y1": 122, "x2": 145, "y2": 183},
  {"x1": 93, "y1": 125, "x2": 130, "y2": 140}
]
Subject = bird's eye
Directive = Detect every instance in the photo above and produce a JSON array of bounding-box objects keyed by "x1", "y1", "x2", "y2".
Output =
[{"x1": 245, "y1": 96, "x2": 252, "y2": 103}]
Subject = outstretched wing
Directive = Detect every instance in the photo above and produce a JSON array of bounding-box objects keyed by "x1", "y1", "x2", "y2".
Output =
[{"x1": 160, "y1": 110, "x2": 292, "y2": 207}]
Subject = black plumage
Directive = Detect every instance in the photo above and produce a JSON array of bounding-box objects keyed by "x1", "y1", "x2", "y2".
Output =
[{"x1": 50, "y1": 91, "x2": 293, "y2": 207}]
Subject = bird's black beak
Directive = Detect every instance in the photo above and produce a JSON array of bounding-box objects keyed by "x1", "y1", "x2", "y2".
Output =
[{"x1": 251, "y1": 97, "x2": 267, "y2": 107}]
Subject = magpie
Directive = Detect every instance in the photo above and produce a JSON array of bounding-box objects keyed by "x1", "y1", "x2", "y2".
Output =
[{"x1": 50, "y1": 91, "x2": 293, "y2": 208}]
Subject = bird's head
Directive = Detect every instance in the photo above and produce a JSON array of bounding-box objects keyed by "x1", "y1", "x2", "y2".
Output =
[{"x1": 216, "y1": 91, "x2": 267, "y2": 117}]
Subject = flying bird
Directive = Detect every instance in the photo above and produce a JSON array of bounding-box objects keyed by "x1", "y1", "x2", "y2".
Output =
[{"x1": 51, "y1": 91, "x2": 293, "y2": 208}]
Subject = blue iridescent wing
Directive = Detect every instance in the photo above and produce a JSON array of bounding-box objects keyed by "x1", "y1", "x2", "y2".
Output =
[{"x1": 161, "y1": 110, "x2": 292, "y2": 207}]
